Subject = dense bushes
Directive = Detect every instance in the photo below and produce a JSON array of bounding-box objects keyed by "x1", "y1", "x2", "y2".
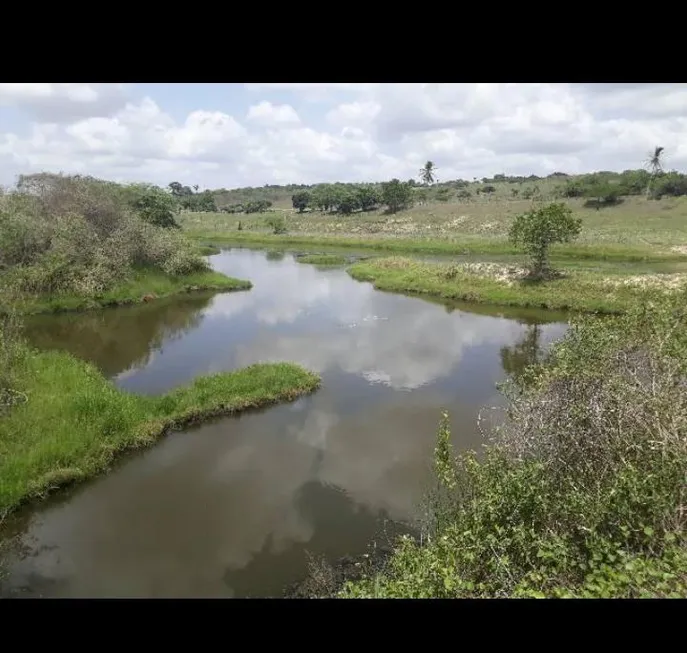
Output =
[
  {"x1": 0, "y1": 173, "x2": 208, "y2": 299},
  {"x1": 344, "y1": 292, "x2": 687, "y2": 598}
]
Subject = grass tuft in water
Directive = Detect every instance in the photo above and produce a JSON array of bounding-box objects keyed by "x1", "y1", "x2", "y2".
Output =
[
  {"x1": 296, "y1": 254, "x2": 347, "y2": 266},
  {"x1": 0, "y1": 348, "x2": 320, "y2": 514}
]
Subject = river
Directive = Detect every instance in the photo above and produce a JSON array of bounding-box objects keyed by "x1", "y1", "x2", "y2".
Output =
[{"x1": 0, "y1": 249, "x2": 568, "y2": 597}]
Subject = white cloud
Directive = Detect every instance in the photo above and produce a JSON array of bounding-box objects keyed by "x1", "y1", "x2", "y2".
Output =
[
  {"x1": 326, "y1": 101, "x2": 380, "y2": 128},
  {"x1": 0, "y1": 83, "x2": 129, "y2": 122},
  {"x1": 1, "y1": 83, "x2": 686, "y2": 188},
  {"x1": 246, "y1": 101, "x2": 300, "y2": 126}
]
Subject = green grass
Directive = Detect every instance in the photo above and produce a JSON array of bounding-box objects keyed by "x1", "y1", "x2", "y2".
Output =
[
  {"x1": 296, "y1": 254, "x2": 347, "y2": 266},
  {"x1": 16, "y1": 269, "x2": 252, "y2": 315},
  {"x1": 180, "y1": 196, "x2": 687, "y2": 258},
  {"x1": 184, "y1": 229, "x2": 686, "y2": 264},
  {"x1": 347, "y1": 257, "x2": 682, "y2": 314},
  {"x1": 195, "y1": 244, "x2": 222, "y2": 256},
  {"x1": 0, "y1": 348, "x2": 320, "y2": 514}
]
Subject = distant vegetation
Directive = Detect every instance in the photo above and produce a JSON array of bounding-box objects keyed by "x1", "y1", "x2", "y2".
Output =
[{"x1": 164, "y1": 151, "x2": 687, "y2": 221}]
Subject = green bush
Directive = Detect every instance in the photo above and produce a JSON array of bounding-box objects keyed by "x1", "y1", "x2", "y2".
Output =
[
  {"x1": 509, "y1": 202, "x2": 582, "y2": 279},
  {"x1": 0, "y1": 173, "x2": 209, "y2": 298},
  {"x1": 266, "y1": 215, "x2": 287, "y2": 235},
  {"x1": 344, "y1": 292, "x2": 687, "y2": 598}
]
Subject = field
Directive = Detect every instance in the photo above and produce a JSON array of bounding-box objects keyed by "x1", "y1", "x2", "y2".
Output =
[
  {"x1": 180, "y1": 193, "x2": 687, "y2": 315},
  {"x1": 181, "y1": 195, "x2": 687, "y2": 258}
]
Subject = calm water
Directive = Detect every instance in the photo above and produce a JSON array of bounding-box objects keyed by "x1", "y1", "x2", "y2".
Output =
[{"x1": 0, "y1": 249, "x2": 568, "y2": 598}]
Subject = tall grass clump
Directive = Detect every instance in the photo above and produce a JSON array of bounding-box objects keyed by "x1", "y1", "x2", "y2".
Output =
[
  {"x1": 344, "y1": 291, "x2": 687, "y2": 598},
  {"x1": 0, "y1": 293, "x2": 26, "y2": 415},
  {"x1": 0, "y1": 173, "x2": 208, "y2": 301}
]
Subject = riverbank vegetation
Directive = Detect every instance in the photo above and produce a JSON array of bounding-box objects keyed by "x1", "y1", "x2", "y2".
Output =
[
  {"x1": 296, "y1": 254, "x2": 347, "y2": 266},
  {"x1": 0, "y1": 326, "x2": 320, "y2": 514},
  {"x1": 347, "y1": 257, "x2": 683, "y2": 314},
  {"x1": 342, "y1": 291, "x2": 687, "y2": 598},
  {"x1": 0, "y1": 173, "x2": 247, "y2": 315}
]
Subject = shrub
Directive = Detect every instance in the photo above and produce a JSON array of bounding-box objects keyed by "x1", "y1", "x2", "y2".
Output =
[
  {"x1": 509, "y1": 203, "x2": 582, "y2": 279},
  {"x1": 127, "y1": 185, "x2": 180, "y2": 228},
  {"x1": 266, "y1": 215, "x2": 287, "y2": 235},
  {"x1": 0, "y1": 173, "x2": 208, "y2": 298},
  {"x1": 344, "y1": 292, "x2": 687, "y2": 598}
]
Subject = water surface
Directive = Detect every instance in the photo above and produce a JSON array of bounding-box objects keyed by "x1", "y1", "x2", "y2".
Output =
[{"x1": 1, "y1": 249, "x2": 568, "y2": 597}]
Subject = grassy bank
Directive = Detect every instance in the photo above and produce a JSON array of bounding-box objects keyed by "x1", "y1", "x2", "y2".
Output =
[
  {"x1": 341, "y1": 293, "x2": 687, "y2": 598},
  {"x1": 15, "y1": 269, "x2": 251, "y2": 315},
  {"x1": 347, "y1": 257, "x2": 685, "y2": 314},
  {"x1": 196, "y1": 244, "x2": 222, "y2": 256},
  {"x1": 296, "y1": 254, "x2": 347, "y2": 266},
  {"x1": 183, "y1": 230, "x2": 682, "y2": 264},
  {"x1": 0, "y1": 348, "x2": 320, "y2": 515}
]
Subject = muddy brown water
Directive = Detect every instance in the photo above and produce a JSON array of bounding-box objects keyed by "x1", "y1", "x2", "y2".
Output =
[{"x1": 0, "y1": 249, "x2": 568, "y2": 598}]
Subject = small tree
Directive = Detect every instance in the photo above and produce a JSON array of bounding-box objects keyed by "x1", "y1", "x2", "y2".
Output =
[
  {"x1": 355, "y1": 185, "x2": 380, "y2": 211},
  {"x1": 266, "y1": 215, "x2": 287, "y2": 234},
  {"x1": 381, "y1": 179, "x2": 413, "y2": 214},
  {"x1": 509, "y1": 202, "x2": 582, "y2": 279},
  {"x1": 130, "y1": 186, "x2": 180, "y2": 229},
  {"x1": 292, "y1": 191, "x2": 311, "y2": 213},
  {"x1": 336, "y1": 189, "x2": 359, "y2": 215}
]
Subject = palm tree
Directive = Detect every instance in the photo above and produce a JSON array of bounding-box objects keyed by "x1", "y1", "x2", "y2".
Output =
[
  {"x1": 419, "y1": 161, "x2": 437, "y2": 186},
  {"x1": 193, "y1": 184, "x2": 200, "y2": 193},
  {"x1": 645, "y1": 146, "x2": 665, "y2": 199}
]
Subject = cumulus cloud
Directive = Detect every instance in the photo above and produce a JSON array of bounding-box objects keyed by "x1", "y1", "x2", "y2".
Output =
[
  {"x1": 246, "y1": 101, "x2": 300, "y2": 126},
  {"x1": 0, "y1": 83, "x2": 129, "y2": 123},
  {"x1": 1, "y1": 83, "x2": 686, "y2": 188}
]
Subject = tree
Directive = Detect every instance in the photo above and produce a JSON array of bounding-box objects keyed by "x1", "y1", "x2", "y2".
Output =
[
  {"x1": 355, "y1": 185, "x2": 380, "y2": 211},
  {"x1": 482, "y1": 185, "x2": 496, "y2": 195},
  {"x1": 168, "y1": 181, "x2": 183, "y2": 196},
  {"x1": 311, "y1": 185, "x2": 335, "y2": 212},
  {"x1": 645, "y1": 146, "x2": 665, "y2": 199},
  {"x1": 244, "y1": 200, "x2": 272, "y2": 214},
  {"x1": 336, "y1": 188, "x2": 359, "y2": 215},
  {"x1": 511, "y1": 188, "x2": 519, "y2": 198},
  {"x1": 292, "y1": 191, "x2": 311, "y2": 213},
  {"x1": 130, "y1": 185, "x2": 180, "y2": 229},
  {"x1": 195, "y1": 190, "x2": 217, "y2": 212},
  {"x1": 509, "y1": 202, "x2": 582, "y2": 279},
  {"x1": 653, "y1": 171, "x2": 687, "y2": 198},
  {"x1": 419, "y1": 161, "x2": 438, "y2": 186},
  {"x1": 381, "y1": 179, "x2": 414, "y2": 214},
  {"x1": 193, "y1": 184, "x2": 199, "y2": 193},
  {"x1": 583, "y1": 183, "x2": 622, "y2": 210}
]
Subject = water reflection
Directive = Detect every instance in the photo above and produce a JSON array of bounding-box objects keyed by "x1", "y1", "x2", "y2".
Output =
[
  {"x1": 1, "y1": 249, "x2": 569, "y2": 598},
  {"x1": 23, "y1": 293, "x2": 216, "y2": 378},
  {"x1": 500, "y1": 324, "x2": 546, "y2": 381}
]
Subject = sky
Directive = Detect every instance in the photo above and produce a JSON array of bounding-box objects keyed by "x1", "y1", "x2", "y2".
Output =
[{"x1": 0, "y1": 82, "x2": 686, "y2": 191}]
